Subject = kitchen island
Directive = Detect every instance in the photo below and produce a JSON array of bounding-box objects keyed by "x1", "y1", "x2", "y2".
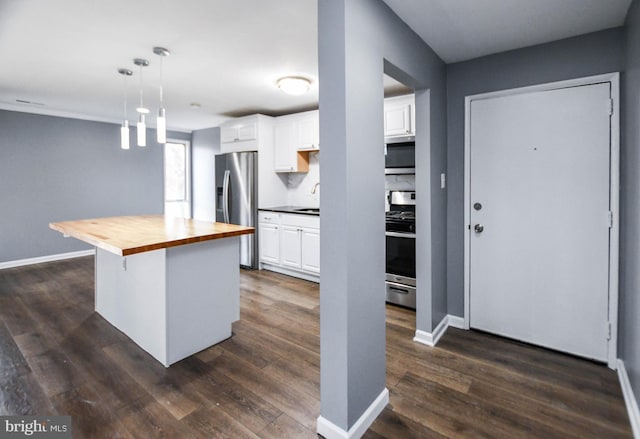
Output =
[{"x1": 50, "y1": 215, "x2": 254, "y2": 367}]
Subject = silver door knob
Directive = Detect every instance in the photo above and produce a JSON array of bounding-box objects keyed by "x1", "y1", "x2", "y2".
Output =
[{"x1": 474, "y1": 224, "x2": 484, "y2": 233}]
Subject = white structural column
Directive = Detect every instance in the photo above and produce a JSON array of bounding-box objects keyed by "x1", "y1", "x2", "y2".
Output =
[
  {"x1": 317, "y1": 0, "x2": 448, "y2": 436},
  {"x1": 317, "y1": 0, "x2": 389, "y2": 436}
]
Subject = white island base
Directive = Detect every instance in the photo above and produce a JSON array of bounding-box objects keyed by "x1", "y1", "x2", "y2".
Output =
[{"x1": 95, "y1": 237, "x2": 240, "y2": 367}]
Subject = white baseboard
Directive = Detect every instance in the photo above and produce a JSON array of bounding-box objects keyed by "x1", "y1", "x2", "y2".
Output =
[
  {"x1": 448, "y1": 315, "x2": 465, "y2": 329},
  {"x1": 618, "y1": 359, "x2": 640, "y2": 438},
  {"x1": 317, "y1": 387, "x2": 389, "y2": 439},
  {"x1": 259, "y1": 263, "x2": 319, "y2": 283},
  {"x1": 414, "y1": 314, "x2": 464, "y2": 347},
  {"x1": 0, "y1": 249, "x2": 95, "y2": 270}
]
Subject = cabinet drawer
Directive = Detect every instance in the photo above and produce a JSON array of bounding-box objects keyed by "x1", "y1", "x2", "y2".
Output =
[
  {"x1": 280, "y1": 213, "x2": 319, "y2": 229},
  {"x1": 258, "y1": 211, "x2": 280, "y2": 224}
]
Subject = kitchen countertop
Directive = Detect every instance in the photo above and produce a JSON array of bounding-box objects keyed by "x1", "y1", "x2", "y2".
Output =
[
  {"x1": 50, "y1": 214, "x2": 254, "y2": 256},
  {"x1": 259, "y1": 206, "x2": 320, "y2": 216}
]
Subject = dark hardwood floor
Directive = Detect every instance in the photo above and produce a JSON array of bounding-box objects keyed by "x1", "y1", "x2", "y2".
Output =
[{"x1": 0, "y1": 256, "x2": 632, "y2": 438}]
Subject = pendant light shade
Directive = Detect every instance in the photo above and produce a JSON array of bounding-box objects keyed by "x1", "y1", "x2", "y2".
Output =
[
  {"x1": 153, "y1": 47, "x2": 170, "y2": 144},
  {"x1": 137, "y1": 114, "x2": 146, "y2": 147},
  {"x1": 157, "y1": 107, "x2": 166, "y2": 143},
  {"x1": 121, "y1": 120, "x2": 130, "y2": 149},
  {"x1": 118, "y1": 68, "x2": 133, "y2": 150},
  {"x1": 134, "y1": 58, "x2": 149, "y2": 147}
]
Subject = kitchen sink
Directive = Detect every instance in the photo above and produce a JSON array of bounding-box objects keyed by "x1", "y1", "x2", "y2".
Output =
[{"x1": 294, "y1": 208, "x2": 320, "y2": 213}]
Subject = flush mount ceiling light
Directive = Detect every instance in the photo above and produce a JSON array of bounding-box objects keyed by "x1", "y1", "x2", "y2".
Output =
[
  {"x1": 118, "y1": 68, "x2": 133, "y2": 150},
  {"x1": 153, "y1": 47, "x2": 170, "y2": 144},
  {"x1": 277, "y1": 76, "x2": 311, "y2": 96},
  {"x1": 134, "y1": 58, "x2": 150, "y2": 147}
]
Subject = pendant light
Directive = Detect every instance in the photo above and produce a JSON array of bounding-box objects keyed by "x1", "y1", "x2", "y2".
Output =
[
  {"x1": 117, "y1": 68, "x2": 133, "y2": 150},
  {"x1": 134, "y1": 58, "x2": 150, "y2": 147},
  {"x1": 153, "y1": 47, "x2": 170, "y2": 144}
]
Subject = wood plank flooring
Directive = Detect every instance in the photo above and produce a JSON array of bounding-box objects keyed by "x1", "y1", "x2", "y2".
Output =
[{"x1": 0, "y1": 257, "x2": 632, "y2": 438}]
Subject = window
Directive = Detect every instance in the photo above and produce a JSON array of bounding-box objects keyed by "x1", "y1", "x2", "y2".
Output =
[{"x1": 164, "y1": 140, "x2": 191, "y2": 218}]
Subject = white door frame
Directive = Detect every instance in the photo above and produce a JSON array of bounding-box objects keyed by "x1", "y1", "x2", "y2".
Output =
[{"x1": 463, "y1": 72, "x2": 620, "y2": 369}]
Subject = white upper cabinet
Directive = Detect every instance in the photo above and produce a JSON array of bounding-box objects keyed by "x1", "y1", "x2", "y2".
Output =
[
  {"x1": 274, "y1": 110, "x2": 319, "y2": 172},
  {"x1": 220, "y1": 115, "x2": 262, "y2": 153},
  {"x1": 384, "y1": 94, "x2": 415, "y2": 138},
  {"x1": 220, "y1": 123, "x2": 257, "y2": 143},
  {"x1": 274, "y1": 120, "x2": 298, "y2": 172},
  {"x1": 297, "y1": 111, "x2": 319, "y2": 150}
]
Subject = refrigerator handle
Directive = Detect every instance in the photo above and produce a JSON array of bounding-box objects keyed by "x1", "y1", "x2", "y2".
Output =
[{"x1": 222, "y1": 169, "x2": 231, "y2": 223}]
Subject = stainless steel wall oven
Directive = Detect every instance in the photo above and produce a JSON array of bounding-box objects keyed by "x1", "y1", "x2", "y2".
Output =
[{"x1": 385, "y1": 191, "x2": 416, "y2": 309}]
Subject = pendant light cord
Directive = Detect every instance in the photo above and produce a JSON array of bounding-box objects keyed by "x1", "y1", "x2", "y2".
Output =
[
  {"x1": 123, "y1": 75, "x2": 128, "y2": 119},
  {"x1": 139, "y1": 65, "x2": 144, "y2": 109},
  {"x1": 159, "y1": 55, "x2": 164, "y2": 107}
]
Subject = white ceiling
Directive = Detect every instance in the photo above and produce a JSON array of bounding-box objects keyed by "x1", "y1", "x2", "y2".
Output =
[
  {"x1": 382, "y1": 0, "x2": 632, "y2": 63},
  {"x1": 0, "y1": 0, "x2": 632, "y2": 132},
  {"x1": 0, "y1": 0, "x2": 319, "y2": 132}
]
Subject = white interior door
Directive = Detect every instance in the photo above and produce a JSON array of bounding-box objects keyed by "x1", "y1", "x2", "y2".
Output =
[{"x1": 469, "y1": 83, "x2": 611, "y2": 362}]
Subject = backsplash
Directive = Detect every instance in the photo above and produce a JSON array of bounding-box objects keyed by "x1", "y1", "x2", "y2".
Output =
[
  {"x1": 285, "y1": 154, "x2": 415, "y2": 210},
  {"x1": 385, "y1": 174, "x2": 415, "y2": 211},
  {"x1": 286, "y1": 151, "x2": 320, "y2": 207}
]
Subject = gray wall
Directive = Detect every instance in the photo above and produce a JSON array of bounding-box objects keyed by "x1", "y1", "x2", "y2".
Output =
[
  {"x1": 622, "y1": 1, "x2": 640, "y2": 405},
  {"x1": 446, "y1": 28, "x2": 626, "y2": 316},
  {"x1": 318, "y1": 0, "x2": 446, "y2": 431},
  {"x1": 0, "y1": 110, "x2": 190, "y2": 263},
  {"x1": 191, "y1": 127, "x2": 221, "y2": 222}
]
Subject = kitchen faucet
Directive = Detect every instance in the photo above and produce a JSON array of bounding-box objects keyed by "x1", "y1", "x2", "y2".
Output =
[{"x1": 311, "y1": 182, "x2": 320, "y2": 194}]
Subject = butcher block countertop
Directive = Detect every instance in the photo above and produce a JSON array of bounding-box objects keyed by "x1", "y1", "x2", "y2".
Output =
[{"x1": 50, "y1": 215, "x2": 254, "y2": 256}]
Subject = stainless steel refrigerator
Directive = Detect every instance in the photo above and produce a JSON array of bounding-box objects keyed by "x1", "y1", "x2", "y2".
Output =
[{"x1": 215, "y1": 151, "x2": 258, "y2": 269}]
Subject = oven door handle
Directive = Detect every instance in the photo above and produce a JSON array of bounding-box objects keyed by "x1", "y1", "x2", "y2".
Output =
[
  {"x1": 386, "y1": 281, "x2": 416, "y2": 292},
  {"x1": 386, "y1": 281, "x2": 416, "y2": 294},
  {"x1": 385, "y1": 231, "x2": 416, "y2": 238}
]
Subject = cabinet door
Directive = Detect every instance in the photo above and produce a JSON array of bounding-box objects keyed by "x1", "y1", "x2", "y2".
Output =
[
  {"x1": 281, "y1": 225, "x2": 302, "y2": 268},
  {"x1": 301, "y1": 228, "x2": 320, "y2": 273},
  {"x1": 220, "y1": 120, "x2": 257, "y2": 144},
  {"x1": 237, "y1": 123, "x2": 257, "y2": 141},
  {"x1": 275, "y1": 121, "x2": 297, "y2": 172},
  {"x1": 297, "y1": 114, "x2": 319, "y2": 150},
  {"x1": 384, "y1": 103, "x2": 412, "y2": 136},
  {"x1": 221, "y1": 126, "x2": 239, "y2": 143},
  {"x1": 259, "y1": 223, "x2": 280, "y2": 264}
]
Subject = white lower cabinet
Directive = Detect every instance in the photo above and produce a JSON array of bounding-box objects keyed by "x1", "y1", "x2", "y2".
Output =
[
  {"x1": 259, "y1": 222, "x2": 280, "y2": 265},
  {"x1": 300, "y1": 228, "x2": 320, "y2": 273},
  {"x1": 281, "y1": 225, "x2": 303, "y2": 268},
  {"x1": 258, "y1": 211, "x2": 320, "y2": 281}
]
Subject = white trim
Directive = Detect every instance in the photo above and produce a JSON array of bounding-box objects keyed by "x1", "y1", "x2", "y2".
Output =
[
  {"x1": 618, "y1": 359, "x2": 640, "y2": 438},
  {"x1": 0, "y1": 103, "x2": 192, "y2": 134},
  {"x1": 608, "y1": 75, "x2": 621, "y2": 368},
  {"x1": 0, "y1": 249, "x2": 95, "y2": 270},
  {"x1": 413, "y1": 329, "x2": 436, "y2": 347},
  {"x1": 448, "y1": 315, "x2": 465, "y2": 329},
  {"x1": 463, "y1": 72, "x2": 620, "y2": 368},
  {"x1": 317, "y1": 388, "x2": 389, "y2": 439},
  {"x1": 413, "y1": 314, "x2": 464, "y2": 347},
  {"x1": 165, "y1": 138, "x2": 193, "y2": 219},
  {"x1": 259, "y1": 263, "x2": 319, "y2": 283}
]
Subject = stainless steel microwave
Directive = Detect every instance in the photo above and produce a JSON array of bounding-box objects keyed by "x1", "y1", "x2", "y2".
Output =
[{"x1": 384, "y1": 137, "x2": 415, "y2": 175}]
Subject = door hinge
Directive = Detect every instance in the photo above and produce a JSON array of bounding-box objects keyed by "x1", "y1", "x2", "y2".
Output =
[
  {"x1": 607, "y1": 98, "x2": 614, "y2": 116},
  {"x1": 607, "y1": 211, "x2": 614, "y2": 228}
]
